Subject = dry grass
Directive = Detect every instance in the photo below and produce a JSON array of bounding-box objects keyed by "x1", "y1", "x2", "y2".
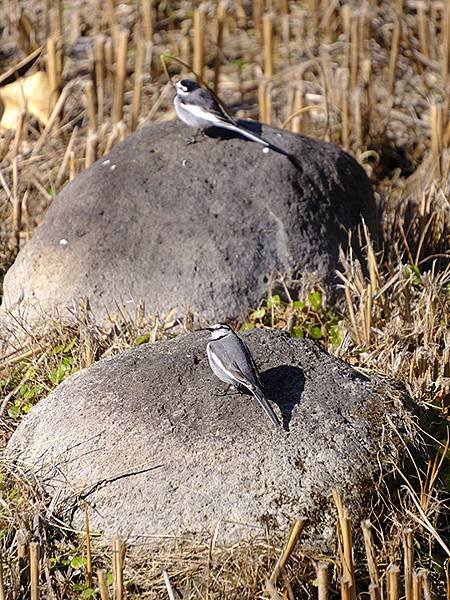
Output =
[{"x1": 0, "y1": 0, "x2": 449, "y2": 598}]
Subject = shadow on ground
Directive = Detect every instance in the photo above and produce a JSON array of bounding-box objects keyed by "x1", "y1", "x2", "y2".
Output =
[{"x1": 261, "y1": 365, "x2": 304, "y2": 431}]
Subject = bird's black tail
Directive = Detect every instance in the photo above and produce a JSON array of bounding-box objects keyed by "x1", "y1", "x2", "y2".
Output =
[
  {"x1": 219, "y1": 120, "x2": 302, "y2": 171},
  {"x1": 242, "y1": 127, "x2": 303, "y2": 172},
  {"x1": 252, "y1": 387, "x2": 281, "y2": 428}
]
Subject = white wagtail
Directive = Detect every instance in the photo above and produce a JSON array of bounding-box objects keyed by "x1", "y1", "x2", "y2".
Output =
[
  {"x1": 173, "y1": 79, "x2": 299, "y2": 166},
  {"x1": 202, "y1": 323, "x2": 281, "y2": 428}
]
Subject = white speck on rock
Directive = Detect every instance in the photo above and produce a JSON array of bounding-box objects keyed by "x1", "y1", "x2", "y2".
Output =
[
  {"x1": 263, "y1": 147, "x2": 269, "y2": 154},
  {"x1": 102, "y1": 159, "x2": 110, "y2": 165},
  {"x1": 59, "y1": 239, "x2": 68, "y2": 246},
  {"x1": 182, "y1": 159, "x2": 187, "y2": 166},
  {"x1": 110, "y1": 164, "x2": 116, "y2": 171}
]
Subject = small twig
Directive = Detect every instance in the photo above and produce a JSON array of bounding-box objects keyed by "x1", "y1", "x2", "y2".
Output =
[
  {"x1": 55, "y1": 125, "x2": 78, "y2": 188},
  {"x1": 32, "y1": 82, "x2": 75, "y2": 156},
  {"x1": 162, "y1": 570, "x2": 176, "y2": 600},
  {"x1": 85, "y1": 504, "x2": 93, "y2": 589},
  {"x1": 0, "y1": 45, "x2": 43, "y2": 86},
  {"x1": 0, "y1": 167, "x2": 12, "y2": 202}
]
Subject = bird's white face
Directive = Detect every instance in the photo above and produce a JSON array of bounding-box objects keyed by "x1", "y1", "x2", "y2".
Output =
[
  {"x1": 175, "y1": 79, "x2": 201, "y2": 97},
  {"x1": 175, "y1": 81, "x2": 189, "y2": 96},
  {"x1": 208, "y1": 323, "x2": 232, "y2": 340}
]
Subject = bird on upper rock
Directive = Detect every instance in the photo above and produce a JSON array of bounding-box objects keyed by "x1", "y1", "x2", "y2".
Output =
[
  {"x1": 202, "y1": 323, "x2": 281, "y2": 428},
  {"x1": 173, "y1": 79, "x2": 298, "y2": 164}
]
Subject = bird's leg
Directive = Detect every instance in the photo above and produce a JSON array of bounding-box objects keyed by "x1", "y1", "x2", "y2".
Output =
[
  {"x1": 186, "y1": 128, "x2": 204, "y2": 145},
  {"x1": 214, "y1": 384, "x2": 240, "y2": 397}
]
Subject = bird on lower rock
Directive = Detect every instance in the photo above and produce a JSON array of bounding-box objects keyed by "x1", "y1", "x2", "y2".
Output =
[{"x1": 202, "y1": 323, "x2": 281, "y2": 428}]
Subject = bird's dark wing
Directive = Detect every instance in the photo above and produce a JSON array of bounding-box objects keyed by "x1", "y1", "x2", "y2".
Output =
[
  {"x1": 239, "y1": 338, "x2": 262, "y2": 384},
  {"x1": 188, "y1": 87, "x2": 238, "y2": 125},
  {"x1": 216, "y1": 336, "x2": 261, "y2": 386},
  {"x1": 210, "y1": 337, "x2": 257, "y2": 388}
]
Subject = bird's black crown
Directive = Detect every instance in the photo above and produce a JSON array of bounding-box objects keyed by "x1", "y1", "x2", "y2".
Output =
[{"x1": 177, "y1": 79, "x2": 201, "y2": 93}]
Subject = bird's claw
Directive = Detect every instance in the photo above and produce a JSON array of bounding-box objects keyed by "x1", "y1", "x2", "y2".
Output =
[
  {"x1": 185, "y1": 128, "x2": 204, "y2": 146},
  {"x1": 214, "y1": 385, "x2": 239, "y2": 397}
]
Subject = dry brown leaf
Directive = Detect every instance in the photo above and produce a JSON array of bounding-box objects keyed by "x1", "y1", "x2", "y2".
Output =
[{"x1": 0, "y1": 71, "x2": 50, "y2": 130}]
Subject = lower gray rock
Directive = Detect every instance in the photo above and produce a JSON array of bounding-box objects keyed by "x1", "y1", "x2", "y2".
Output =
[{"x1": 7, "y1": 329, "x2": 415, "y2": 548}]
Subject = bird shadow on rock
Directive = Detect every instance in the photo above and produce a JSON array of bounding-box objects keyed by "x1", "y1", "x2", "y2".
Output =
[{"x1": 260, "y1": 365, "x2": 305, "y2": 431}]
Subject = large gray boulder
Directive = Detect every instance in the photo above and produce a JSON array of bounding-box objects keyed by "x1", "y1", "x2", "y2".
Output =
[
  {"x1": 7, "y1": 329, "x2": 415, "y2": 548},
  {"x1": 1, "y1": 119, "x2": 375, "y2": 327}
]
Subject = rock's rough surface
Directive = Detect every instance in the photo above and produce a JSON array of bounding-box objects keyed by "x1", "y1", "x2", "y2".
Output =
[
  {"x1": 1, "y1": 119, "x2": 375, "y2": 326},
  {"x1": 7, "y1": 329, "x2": 412, "y2": 548}
]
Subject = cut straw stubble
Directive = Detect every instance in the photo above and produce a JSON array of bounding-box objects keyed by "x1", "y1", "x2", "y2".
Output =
[
  {"x1": 387, "y1": 563, "x2": 400, "y2": 600},
  {"x1": 0, "y1": 550, "x2": 4, "y2": 600},
  {"x1": 317, "y1": 562, "x2": 329, "y2": 600},
  {"x1": 97, "y1": 569, "x2": 110, "y2": 600},
  {"x1": 112, "y1": 536, "x2": 125, "y2": 600},
  {"x1": 141, "y1": 0, "x2": 153, "y2": 44},
  {"x1": 130, "y1": 25, "x2": 144, "y2": 132},
  {"x1": 388, "y1": 17, "x2": 402, "y2": 97},
  {"x1": 361, "y1": 521, "x2": 380, "y2": 595},
  {"x1": 84, "y1": 504, "x2": 93, "y2": 589},
  {"x1": 193, "y1": 6, "x2": 205, "y2": 80},
  {"x1": 213, "y1": 2, "x2": 227, "y2": 92},
  {"x1": 94, "y1": 35, "x2": 106, "y2": 124},
  {"x1": 333, "y1": 490, "x2": 356, "y2": 600},
  {"x1": 403, "y1": 528, "x2": 414, "y2": 600},
  {"x1": 10, "y1": 157, "x2": 21, "y2": 251},
  {"x1": 263, "y1": 13, "x2": 274, "y2": 78},
  {"x1": 29, "y1": 541, "x2": 39, "y2": 600},
  {"x1": 112, "y1": 29, "x2": 128, "y2": 124},
  {"x1": 268, "y1": 518, "x2": 306, "y2": 588},
  {"x1": 46, "y1": 36, "x2": 59, "y2": 113}
]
